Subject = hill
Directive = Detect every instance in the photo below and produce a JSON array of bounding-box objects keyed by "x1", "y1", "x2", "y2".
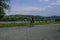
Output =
[{"x1": 1, "y1": 15, "x2": 60, "y2": 21}]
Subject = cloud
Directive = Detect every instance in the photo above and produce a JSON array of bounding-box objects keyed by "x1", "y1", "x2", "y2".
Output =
[
  {"x1": 9, "y1": 6, "x2": 47, "y2": 12},
  {"x1": 6, "y1": 0, "x2": 60, "y2": 16},
  {"x1": 42, "y1": 0, "x2": 60, "y2": 10},
  {"x1": 39, "y1": 0, "x2": 49, "y2": 2},
  {"x1": 6, "y1": 6, "x2": 48, "y2": 15},
  {"x1": 50, "y1": 0, "x2": 60, "y2": 5}
]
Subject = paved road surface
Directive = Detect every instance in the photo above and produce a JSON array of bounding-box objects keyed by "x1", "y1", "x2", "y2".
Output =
[{"x1": 0, "y1": 24, "x2": 60, "y2": 40}]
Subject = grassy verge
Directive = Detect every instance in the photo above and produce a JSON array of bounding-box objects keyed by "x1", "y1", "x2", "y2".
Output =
[
  {"x1": 0, "y1": 23, "x2": 30, "y2": 28},
  {"x1": 0, "y1": 21, "x2": 60, "y2": 28}
]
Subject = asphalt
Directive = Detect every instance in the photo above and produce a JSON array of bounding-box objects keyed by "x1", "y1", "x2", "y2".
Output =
[{"x1": 0, "y1": 24, "x2": 60, "y2": 40}]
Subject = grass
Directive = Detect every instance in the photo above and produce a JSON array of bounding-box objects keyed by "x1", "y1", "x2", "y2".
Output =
[
  {"x1": 0, "y1": 21, "x2": 60, "y2": 28},
  {"x1": 0, "y1": 23, "x2": 30, "y2": 28}
]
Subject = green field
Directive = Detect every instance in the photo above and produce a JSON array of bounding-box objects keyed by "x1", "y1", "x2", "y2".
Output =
[{"x1": 0, "y1": 21, "x2": 60, "y2": 28}]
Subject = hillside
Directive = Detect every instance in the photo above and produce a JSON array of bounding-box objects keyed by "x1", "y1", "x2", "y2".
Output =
[{"x1": 1, "y1": 15, "x2": 60, "y2": 21}]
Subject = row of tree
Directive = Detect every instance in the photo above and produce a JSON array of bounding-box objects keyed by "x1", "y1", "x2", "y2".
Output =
[{"x1": 1, "y1": 15, "x2": 59, "y2": 22}]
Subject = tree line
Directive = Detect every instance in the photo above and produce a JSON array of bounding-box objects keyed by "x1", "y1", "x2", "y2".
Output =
[{"x1": 1, "y1": 15, "x2": 60, "y2": 22}]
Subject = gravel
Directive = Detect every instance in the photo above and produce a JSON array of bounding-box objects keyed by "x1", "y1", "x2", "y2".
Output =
[{"x1": 0, "y1": 24, "x2": 60, "y2": 40}]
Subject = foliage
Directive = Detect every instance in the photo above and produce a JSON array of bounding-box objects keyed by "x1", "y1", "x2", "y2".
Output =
[
  {"x1": 0, "y1": 0, "x2": 10, "y2": 20},
  {"x1": 1, "y1": 15, "x2": 60, "y2": 22}
]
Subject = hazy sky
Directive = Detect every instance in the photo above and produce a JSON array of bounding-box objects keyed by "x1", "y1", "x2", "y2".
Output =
[{"x1": 6, "y1": 0, "x2": 60, "y2": 16}]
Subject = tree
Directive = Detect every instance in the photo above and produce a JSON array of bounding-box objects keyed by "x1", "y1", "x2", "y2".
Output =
[{"x1": 0, "y1": 0, "x2": 10, "y2": 20}]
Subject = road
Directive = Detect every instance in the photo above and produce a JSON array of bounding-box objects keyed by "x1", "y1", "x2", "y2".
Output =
[{"x1": 0, "y1": 24, "x2": 60, "y2": 40}]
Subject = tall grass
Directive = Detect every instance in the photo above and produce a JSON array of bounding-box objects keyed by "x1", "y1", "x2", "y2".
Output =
[{"x1": 0, "y1": 21, "x2": 60, "y2": 28}]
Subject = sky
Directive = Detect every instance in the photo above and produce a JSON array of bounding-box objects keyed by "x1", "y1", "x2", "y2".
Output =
[{"x1": 6, "y1": 0, "x2": 60, "y2": 16}]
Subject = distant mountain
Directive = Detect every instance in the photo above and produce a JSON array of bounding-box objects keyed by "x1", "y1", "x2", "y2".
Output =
[{"x1": 49, "y1": 16, "x2": 60, "y2": 19}]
